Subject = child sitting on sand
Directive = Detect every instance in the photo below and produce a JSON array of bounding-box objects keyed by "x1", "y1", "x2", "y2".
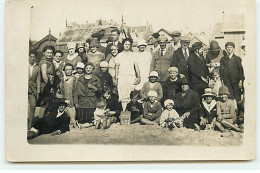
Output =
[
  {"x1": 93, "y1": 100, "x2": 110, "y2": 130},
  {"x1": 141, "y1": 90, "x2": 162, "y2": 125},
  {"x1": 126, "y1": 90, "x2": 144, "y2": 124},
  {"x1": 160, "y1": 99, "x2": 180, "y2": 130},
  {"x1": 215, "y1": 86, "x2": 243, "y2": 133}
]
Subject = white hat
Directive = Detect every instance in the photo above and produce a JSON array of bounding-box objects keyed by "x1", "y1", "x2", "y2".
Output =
[
  {"x1": 137, "y1": 39, "x2": 147, "y2": 47},
  {"x1": 75, "y1": 62, "x2": 85, "y2": 69},
  {"x1": 67, "y1": 42, "x2": 77, "y2": 49},
  {"x1": 100, "y1": 61, "x2": 109, "y2": 68},
  {"x1": 147, "y1": 90, "x2": 158, "y2": 97},
  {"x1": 149, "y1": 71, "x2": 159, "y2": 78},
  {"x1": 164, "y1": 99, "x2": 174, "y2": 107}
]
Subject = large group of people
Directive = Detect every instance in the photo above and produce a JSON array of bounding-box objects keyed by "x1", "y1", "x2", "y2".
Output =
[{"x1": 27, "y1": 28, "x2": 245, "y2": 139}]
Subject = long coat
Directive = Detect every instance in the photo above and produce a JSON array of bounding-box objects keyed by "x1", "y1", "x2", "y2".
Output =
[
  {"x1": 170, "y1": 48, "x2": 191, "y2": 80},
  {"x1": 173, "y1": 89, "x2": 201, "y2": 128},
  {"x1": 77, "y1": 75, "x2": 102, "y2": 109},
  {"x1": 150, "y1": 47, "x2": 174, "y2": 82}
]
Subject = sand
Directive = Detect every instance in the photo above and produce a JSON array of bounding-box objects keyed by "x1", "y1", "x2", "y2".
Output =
[{"x1": 28, "y1": 123, "x2": 243, "y2": 146}]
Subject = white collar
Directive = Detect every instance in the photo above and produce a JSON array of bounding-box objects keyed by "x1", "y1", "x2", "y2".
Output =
[
  {"x1": 228, "y1": 53, "x2": 234, "y2": 59},
  {"x1": 56, "y1": 110, "x2": 65, "y2": 118},
  {"x1": 202, "y1": 100, "x2": 216, "y2": 112}
]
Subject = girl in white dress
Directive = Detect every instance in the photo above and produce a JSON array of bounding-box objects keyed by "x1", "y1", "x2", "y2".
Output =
[{"x1": 115, "y1": 38, "x2": 141, "y2": 111}]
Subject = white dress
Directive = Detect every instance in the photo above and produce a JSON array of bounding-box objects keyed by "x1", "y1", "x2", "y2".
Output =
[
  {"x1": 134, "y1": 51, "x2": 152, "y2": 90},
  {"x1": 115, "y1": 51, "x2": 137, "y2": 102}
]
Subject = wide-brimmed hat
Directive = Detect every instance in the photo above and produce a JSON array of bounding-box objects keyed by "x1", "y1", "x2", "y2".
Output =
[
  {"x1": 202, "y1": 88, "x2": 216, "y2": 97},
  {"x1": 75, "y1": 62, "x2": 85, "y2": 69},
  {"x1": 168, "y1": 67, "x2": 178, "y2": 73},
  {"x1": 67, "y1": 42, "x2": 77, "y2": 49},
  {"x1": 164, "y1": 99, "x2": 174, "y2": 107},
  {"x1": 147, "y1": 90, "x2": 158, "y2": 97},
  {"x1": 192, "y1": 42, "x2": 203, "y2": 50},
  {"x1": 180, "y1": 36, "x2": 191, "y2": 42},
  {"x1": 225, "y1": 42, "x2": 235, "y2": 48},
  {"x1": 218, "y1": 86, "x2": 230, "y2": 95},
  {"x1": 149, "y1": 71, "x2": 159, "y2": 78},
  {"x1": 137, "y1": 39, "x2": 147, "y2": 47},
  {"x1": 209, "y1": 40, "x2": 221, "y2": 52},
  {"x1": 157, "y1": 35, "x2": 168, "y2": 43}
]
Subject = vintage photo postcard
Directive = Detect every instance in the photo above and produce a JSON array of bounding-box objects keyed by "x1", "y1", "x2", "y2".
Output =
[{"x1": 5, "y1": 0, "x2": 256, "y2": 162}]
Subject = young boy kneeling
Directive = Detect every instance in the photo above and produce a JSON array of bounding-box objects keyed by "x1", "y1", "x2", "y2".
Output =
[{"x1": 126, "y1": 90, "x2": 143, "y2": 124}]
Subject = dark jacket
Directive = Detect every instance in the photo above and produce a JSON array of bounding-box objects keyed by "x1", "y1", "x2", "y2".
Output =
[
  {"x1": 33, "y1": 110, "x2": 70, "y2": 134},
  {"x1": 143, "y1": 101, "x2": 162, "y2": 121},
  {"x1": 220, "y1": 54, "x2": 245, "y2": 84},
  {"x1": 105, "y1": 42, "x2": 124, "y2": 58},
  {"x1": 126, "y1": 101, "x2": 144, "y2": 120},
  {"x1": 188, "y1": 52, "x2": 208, "y2": 84},
  {"x1": 96, "y1": 71, "x2": 113, "y2": 93},
  {"x1": 105, "y1": 93, "x2": 122, "y2": 119},
  {"x1": 199, "y1": 100, "x2": 217, "y2": 124},
  {"x1": 170, "y1": 48, "x2": 191, "y2": 80},
  {"x1": 150, "y1": 47, "x2": 174, "y2": 82},
  {"x1": 77, "y1": 74, "x2": 102, "y2": 108},
  {"x1": 173, "y1": 89, "x2": 201, "y2": 128},
  {"x1": 162, "y1": 77, "x2": 182, "y2": 102}
]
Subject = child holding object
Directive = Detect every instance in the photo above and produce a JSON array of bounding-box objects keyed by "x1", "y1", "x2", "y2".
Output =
[
  {"x1": 215, "y1": 86, "x2": 243, "y2": 133},
  {"x1": 160, "y1": 99, "x2": 180, "y2": 130},
  {"x1": 141, "y1": 90, "x2": 162, "y2": 125},
  {"x1": 126, "y1": 90, "x2": 144, "y2": 124}
]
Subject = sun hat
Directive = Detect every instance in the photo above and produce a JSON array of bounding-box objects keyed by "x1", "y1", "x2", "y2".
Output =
[
  {"x1": 218, "y1": 86, "x2": 230, "y2": 95},
  {"x1": 67, "y1": 42, "x2": 77, "y2": 49},
  {"x1": 202, "y1": 88, "x2": 216, "y2": 97},
  {"x1": 164, "y1": 99, "x2": 174, "y2": 107},
  {"x1": 147, "y1": 90, "x2": 158, "y2": 97},
  {"x1": 137, "y1": 39, "x2": 147, "y2": 47},
  {"x1": 75, "y1": 62, "x2": 85, "y2": 69},
  {"x1": 149, "y1": 71, "x2": 159, "y2": 78}
]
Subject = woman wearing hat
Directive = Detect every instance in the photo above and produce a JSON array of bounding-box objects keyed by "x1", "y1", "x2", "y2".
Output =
[
  {"x1": 220, "y1": 42, "x2": 245, "y2": 103},
  {"x1": 64, "y1": 42, "x2": 82, "y2": 68},
  {"x1": 173, "y1": 78, "x2": 201, "y2": 130},
  {"x1": 199, "y1": 88, "x2": 217, "y2": 130},
  {"x1": 215, "y1": 86, "x2": 243, "y2": 133},
  {"x1": 134, "y1": 39, "x2": 152, "y2": 91},
  {"x1": 77, "y1": 42, "x2": 87, "y2": 63},
  {"x1": 206, "y1": 40, "x2": 225, "y2": 74},
  {"x1": 115, "y1": 38, "x2": 141, "y2": 111},
  {"x1": 188, "y1": 42, "x2": 209, "y2": 99},
  {"x1": 86, "y1": 40, "x2": 105, "y2": 75}
]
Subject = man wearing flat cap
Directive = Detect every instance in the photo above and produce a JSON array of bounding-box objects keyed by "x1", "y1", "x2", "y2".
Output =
[
  {"x1": 150, "y1": 35, "x2": 175, "y2": 82},
  {"x1": 170, "y1": 31, "x2": 181, "y2": 51},
  {"x1": 188, "y1": 42, "x2": 209, "y2": 98},
  {"x1": 220, "y1": 42, "x2": 245, "y2": 103},
  {"x1": 170, "y1": 36, "x2": 192, "y2": 80}
]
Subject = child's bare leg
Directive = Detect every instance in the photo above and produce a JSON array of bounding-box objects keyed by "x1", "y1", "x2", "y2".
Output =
[
  {"x1": 131, "y1": 116, "x2": 141, "y2": 124},
  {"x1": 172, "y1": 122, "x2": 178, "y2": 128},
  {"x1": 215, "y1": 121, "x2": 227, "y2": 133},
  {"x1": 80, "y1": 123, "x2": 94, "y2": 128},
  {"x1": 221, "y1": 119, "x2": 244, "y2": 133},
  {"x1": 106, "y1": 117, "x2": 111, "y2": 128},
  {"x1": 101, "y1": 119, "x2": 107, "y2": 130},
  {"x1": 95, "y1": 120, "x2": 101, "y2": 129}
]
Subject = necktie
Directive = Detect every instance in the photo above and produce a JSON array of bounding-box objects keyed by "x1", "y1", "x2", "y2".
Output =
[{"x1": 184, "y1": 49, "x2": 188, "y2": 61}]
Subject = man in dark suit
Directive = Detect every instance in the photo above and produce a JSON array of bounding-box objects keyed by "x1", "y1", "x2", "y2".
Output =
[
  {"x1": 150, "y1": 35, "x2": 175, "y2": 82},
  {"x1": 170, "y1": 36, "x2": 192, "y2": 81},
  {"x1": 28, "y1": 50, "x2": 39, "y2": 130},
  {"x1": 188, "y1": 42, "x2": 209, "y2": 99},
  {"x1": 105, "y1": 29, "x2": 124, "y2": 58},
  {"x1": 220, "y1": 42, "x2": 245, "y2": 102},
  {"x1": 27, "y1": 98, "x2": 70, "y2": 139}
]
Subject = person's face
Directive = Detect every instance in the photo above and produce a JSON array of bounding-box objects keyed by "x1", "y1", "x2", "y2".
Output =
[
  {"x1": 198, "y1": 47, "x2": 204, "y2": 55},
  {"x1": 159, "y1": 42, "x2": 166, "y2": 49},
  {"x1": 149, "y1": 76, "x2": 157, "y2": 83},
  {"x1": 90, "y1": 46, "x2": 97, "y2": 53},
  {"x1": 54, "y1": 52, "x2": 62, "y2": 62},
  {"x1": 77, "y1": 68, "x2": 84, "y2": 74},
  {"x1": 111, "y1": 31, "x2": 119, "y2": 41},
  {"x1": 78, "y1": 47, "x2": 84, "y2": 53},
  {"x1": 131, "y1": 96, "x2": 138, "y2": 104},
  {"x1": 123, "y1": 41, "x2": 131, "y2": 51},
  {"x1": 101, "y1": 67, "x2": 108, "y2": 73},
  {"x1": 29, "y1": 53, "x2": 36, "y2": 64},
  {"x1": 64, "y1": 66, "x2": 73, "y2": 76},
  {"x1": 104, "y1": 91, "x2": 111, "y2": 100},
  {"x1": 149, "y1": 96, "x2": 156, "y2": 103},
  {"x1": 182, "y1": 84, "x2": 189, "y2": 92},
  {"x1": 138, "y1": 45, "x2": 146, "y2": 52},
  {"x1": 205, "y1": 96, "x2": 213, "y2": 104},
  {"x1": 68, "y1": 48, "x2": 75, "y2": 55},
  {"x1": 111, "y1": 46, "x2": 118, "y2": 57},
  {"x1": 58, "y1": 105, "x2": 66, "y2": 112},
  {"x1": 44, "y1": 49, "x2": 53, "y2": 59},
  {"x1": 166, "y1": 104, "x2": 173, "y2": 111},
  {"x1": 169, "y1": 71, "x2": 178, "y2": 80},
  {"x1": 213, "y1": 73, "x2": 220, "y2": 81},
  {"x1": 181, "y1": 41, "x2": 190, "y2": 49},
  {"x1": 85, "y1": 43, "x2": 90, "y2": 51},
  {"x1": 85, "y1": 65, "x2": 93, "y2": 74},
  {"x1": 220, "y1": 94, "x2": 228, "y2": 102},
  {"x1": 226, "y1": 46, "x2": 234, "y2": 54}
]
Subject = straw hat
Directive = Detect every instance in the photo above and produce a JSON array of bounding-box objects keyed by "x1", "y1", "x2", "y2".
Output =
[
  {"x1": 202, "y1": 88, "x2": 216, "y2": 97},
  {"x1": 137, "y1": 39, "x2": 147, "y2": 47}
]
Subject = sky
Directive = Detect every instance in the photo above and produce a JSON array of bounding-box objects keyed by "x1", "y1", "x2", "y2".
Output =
[{"x1": 30, "y1": 0, "x2": 248, "y2": 41}]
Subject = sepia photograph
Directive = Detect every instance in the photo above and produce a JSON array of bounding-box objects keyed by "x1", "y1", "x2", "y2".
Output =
[{"x1": 5, "y1": 0, "x2": 256, "y2": 161}]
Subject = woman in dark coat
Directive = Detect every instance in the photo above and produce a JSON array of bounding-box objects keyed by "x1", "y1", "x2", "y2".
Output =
[
  {"x1": 188, "y1": 42, "x2": 209, "y2": 99},
  {"x1": 173, "y1": 78, "x2": 201, "y2": 129}
]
